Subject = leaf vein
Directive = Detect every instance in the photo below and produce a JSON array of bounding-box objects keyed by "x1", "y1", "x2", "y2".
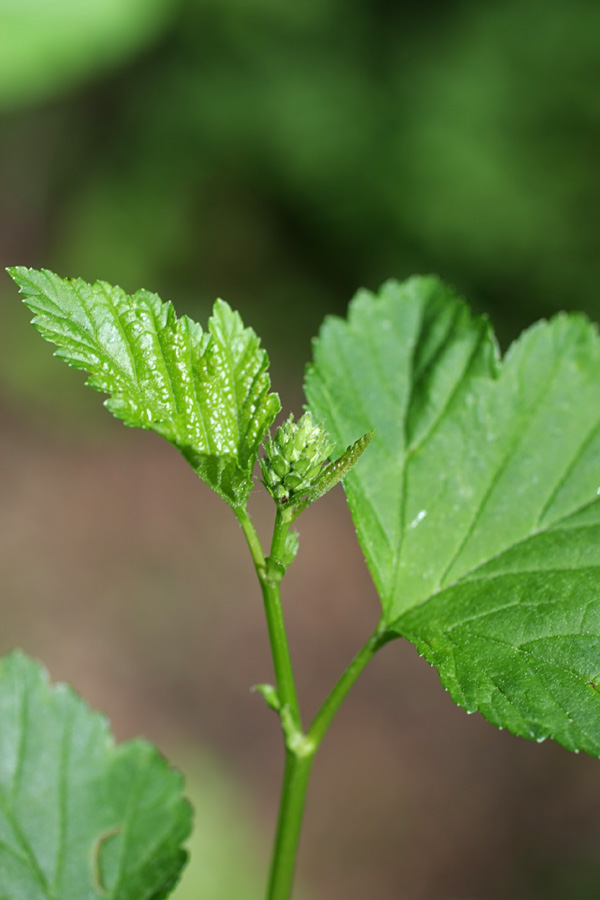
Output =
[
  {"x1": 436, "y1": 347, "x2": 566, "y2": 589},
  {"x1": 535, "y1": 413, "x2": 600, "y2": 527},
  {"x1": 0, "y1": 785, "x2": 55, "y2": 898}
]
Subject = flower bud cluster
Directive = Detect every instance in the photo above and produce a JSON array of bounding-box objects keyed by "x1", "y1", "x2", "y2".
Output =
[{"x1": 261, "y1": 412, "x2": 334, "y2": 504}]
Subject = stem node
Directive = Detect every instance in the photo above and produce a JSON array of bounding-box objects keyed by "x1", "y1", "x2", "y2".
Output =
[{"x1": 280, "y1": 706, "x2": 316, "y2": 759}]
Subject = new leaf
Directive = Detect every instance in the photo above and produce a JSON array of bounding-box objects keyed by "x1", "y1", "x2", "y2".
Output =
[
  {"x1": 8, "y1": 267, "x2": 280, "y2": 508},
  {"x1": 0, "y1": 652, "x2": 191, "y2": 899},
  {"x1": 306, "y1": 277, "x2": 600, "y2": 756}
]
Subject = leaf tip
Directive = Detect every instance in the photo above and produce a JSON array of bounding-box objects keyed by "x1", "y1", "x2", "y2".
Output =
[{"x1": 6, "y1": 264, "x2": 30, "y2": 285}]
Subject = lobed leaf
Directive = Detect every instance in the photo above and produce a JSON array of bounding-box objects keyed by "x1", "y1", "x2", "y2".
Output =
[
  {"x1": 8, "y1": 267, "x2": 280, "y2": 508},
  {"x1": 0, "y1": 651, "x2": 191, "y2": 899},
  {"x1": 306, "y1": 277, "x2": 600, "y2": 755}
]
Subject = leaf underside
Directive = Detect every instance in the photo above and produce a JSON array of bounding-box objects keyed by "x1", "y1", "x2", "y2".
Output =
[
  {"x1": 306, "y1": 276, "x2": 600, "y2": 756},
  {"x1": 8, "y1": 267, "x2": 280, "y2": 508},
  {"x1": 0, "y1": 652, "x2": 191, "y2": 899}
]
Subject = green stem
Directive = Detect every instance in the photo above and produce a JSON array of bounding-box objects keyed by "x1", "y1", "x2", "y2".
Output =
[
  {"x1": 237, "y1": 505, "x2": 267, "y2": 574},
  {"x1": 265, "y1": 619, "x2": 394, "y2": 900},
  {"x1": 237, "y1": 505, "x2": 394, "y2": 900},
  {"x1": 270, "y1": 506, "x2": 293, "y2": 566},
  {"x1": 236, "y1": 506, "x2": 301, "y2": 728},
  {"x1": 266, "y1": 750, "x2": 314, "y2": 900},
  {"x1": 308, "y1": 617, "x2": 394, "y2": 748}
]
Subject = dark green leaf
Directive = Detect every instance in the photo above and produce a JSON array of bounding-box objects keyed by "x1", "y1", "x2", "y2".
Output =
[
  {"x1": 0, "y1": 651, "x2": 191, "y2": 899},
  {"x1": 8, "y1": 267, "x2": 280, "y2": 508},
  {"x1": 306, "y1": 276, "x2": 600, "y2": 754}
]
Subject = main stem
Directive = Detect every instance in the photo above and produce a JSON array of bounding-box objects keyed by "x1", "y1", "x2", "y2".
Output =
[
  {"x1": 237, "y1": 504, "x2": 392, "y2": 900},
  {"x1": 266, "y1": 750, "x2": 314, "y2": 900},
  {"x1": 238, "y1": 506, "x2": 301, "y2": 728}
]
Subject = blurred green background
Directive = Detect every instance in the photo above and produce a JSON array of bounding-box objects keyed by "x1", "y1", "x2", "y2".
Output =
[{"x1": 2, "y1": 1, "x2": 600, "y2": 898}]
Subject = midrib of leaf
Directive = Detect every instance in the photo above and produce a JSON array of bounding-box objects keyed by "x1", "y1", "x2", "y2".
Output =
[
  {"x1": 403, "y1": 321, "x2": 493, "y2": 459},
  {"x1": 147, "y1": 302, "x2": 179, "y2": 416},
  {"x1": 243, "y1": 343, "x2": 274, "y2": 464},
  {"x1": 325, "y1": 322, "x2": 398, "y2": 590},
  {"x1": 241, "y1": 364, "x2": 263, "y2": 461},
  {"x1": 432, "y1": 340, "x2": 565, "y2": 592},
  {"x1": 33, "y1": 282, "x2": 109, "y2": 377},
  {"x1": 390, "y1": 318, "x2": 495, "y2": 606},
  {"x1": 220, "y1": 324, "x2": 262, "y2": 463},
  {"x1": 405, "y1": 300, "x2": 465, "y2": 415},
  {"x1": 185, "y1": 331, "x2": 212, "y2": 454},
  {"x1": 364, "y1": 299, "x2": 415, "y2": 607},
  {"x1": 69, "y1": 277, "x2": 139, "y2": 391},
  {"x1": 359, "y1": 307, "x2": 412, "y2": 595},
  {"x1": 311, "y1": 371, "x2": 395, "y2": 593},
  {"x1": 216, "y1": 311, "x2": 245, "y2": 451},
  {"x1": 94, "y1": 280, "x2": 139, "y2": 387}
]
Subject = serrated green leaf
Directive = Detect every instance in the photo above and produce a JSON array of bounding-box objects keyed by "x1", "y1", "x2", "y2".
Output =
[
  {"x1": 306, "y1": 276, "x2": 600, "y2": 755},
  {"x1": 0, "y1": 651, "x2": 191, "y2": 900},
  {"x1": 8, "y1": 267, "x2": 280, "y2": 508}
]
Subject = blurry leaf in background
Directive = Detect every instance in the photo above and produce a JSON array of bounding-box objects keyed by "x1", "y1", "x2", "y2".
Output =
[
  {"x1": 0, "y1": 652, "x2": 191, "y2": 900},
  {"x1": 41, "y1": 0, "x2": 600, "y2": 359},
  {"x1": 170, "y1": 752, "x2": 311, "y2": 900},
  {"x1": 2, "y1": 0, "x2": 600, "y2": 421},
  {"x1": 390, "y1": 0, "x2": 600, "y2": 326},
  {"x1": 0, "y1": 0, "x2": 178, "y2": 111}
]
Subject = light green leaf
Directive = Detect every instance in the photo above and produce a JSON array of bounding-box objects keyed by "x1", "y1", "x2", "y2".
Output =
[
  {"x1": 8, "y1": 267, "x2": 280, "y2": 508},
  {"x1": 306, "y1": 277, "x2": 600, "y2": 755},
  {"x1": 0, "y1": 651, "x2": 191, "y2": 899}
]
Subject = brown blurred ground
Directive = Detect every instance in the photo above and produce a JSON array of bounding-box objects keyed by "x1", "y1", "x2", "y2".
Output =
[{"x1": 2, "y1": 402, "x2": 600, "y2": 900}]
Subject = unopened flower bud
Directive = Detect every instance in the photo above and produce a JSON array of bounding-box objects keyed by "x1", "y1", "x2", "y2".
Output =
[{"x1": 260, "y1": 412, "x2": 334, "y2": 505}]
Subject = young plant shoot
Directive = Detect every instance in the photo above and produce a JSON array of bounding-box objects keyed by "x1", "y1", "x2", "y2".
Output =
[{"x1": 4, "y1": 266, "x2": 600, "y2": 900}]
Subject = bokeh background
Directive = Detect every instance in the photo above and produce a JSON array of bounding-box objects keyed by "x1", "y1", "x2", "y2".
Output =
[{"x1": 2, "y1": 1, "x2": 600, "y2": 898}]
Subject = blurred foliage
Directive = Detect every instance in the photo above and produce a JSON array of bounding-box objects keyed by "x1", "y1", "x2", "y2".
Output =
[
  {"x1": 169, "y1": 754, "x2": 268, "y2": 900},
  {"x1": 170, "y1": 752, "x2": 311, "y2": 900},
  {"x1": 2, "y1": 0, "x2": 600, "y2": 399},
  {"x1": 0, "y1": 0, "x2": 178, "y2": 111}
]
